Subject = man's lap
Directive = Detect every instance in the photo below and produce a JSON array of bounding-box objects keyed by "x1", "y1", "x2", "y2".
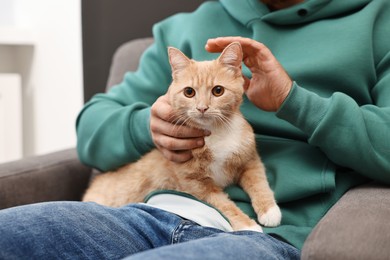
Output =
[
  {"x1": 128, "y1": 229, "x2": 300, "y2": 260},
  {"x1": 0, "y1": 201, "x2": 299, "y2": 259}
]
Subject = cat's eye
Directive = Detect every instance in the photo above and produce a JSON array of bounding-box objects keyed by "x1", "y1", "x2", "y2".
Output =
[
  {"x1": 183, "y1": 87, "x2": 195, "y2": 98},
  {"x1": 212, "y1": 85, "x2": 224, "y2": 97}
]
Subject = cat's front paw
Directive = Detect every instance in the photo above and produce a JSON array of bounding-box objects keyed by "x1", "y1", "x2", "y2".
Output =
[{"x1": 258, "y1": 205, "x2": 282, "y2": 227}]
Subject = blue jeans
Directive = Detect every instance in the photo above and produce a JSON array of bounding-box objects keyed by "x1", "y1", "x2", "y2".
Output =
[{"x1": 0, "y1": 202, "x2": 300, "y2": 259}]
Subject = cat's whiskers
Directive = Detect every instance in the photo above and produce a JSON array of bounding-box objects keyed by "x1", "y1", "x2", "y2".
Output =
[
  {"x1": 167, "y1": 112, "x2": 184, "y2": 124},
  {"x1": 206, "y1": 110, "x2": 236, "y2": 133},
  {"x1": 217, "y1": 115, "x2": 235, "y2": 133},
  {"x1": 170, "y1": 112, "x2": 193, "y2": 135}
]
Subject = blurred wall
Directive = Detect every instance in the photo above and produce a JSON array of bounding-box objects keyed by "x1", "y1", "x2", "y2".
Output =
[
  {"x1": 0, "y1": 0, "x2": 83, "y2": 159},
  {"x1": 82, "y1": 0, "x2": 205, "y2": 102}
]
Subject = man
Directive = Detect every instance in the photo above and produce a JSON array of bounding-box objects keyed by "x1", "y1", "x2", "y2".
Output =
[{"x1": 1, "y1": 0, "x2": 389, "y2": 259}]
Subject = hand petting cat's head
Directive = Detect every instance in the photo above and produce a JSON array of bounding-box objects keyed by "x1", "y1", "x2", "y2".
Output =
[{"x1": 167, "y1": 42, "x2": 244, "y2": 129}]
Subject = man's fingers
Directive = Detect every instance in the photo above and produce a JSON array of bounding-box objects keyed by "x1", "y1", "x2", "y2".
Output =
[
  {"x1": 155, "y1": 135, "x2": 205, "y2": 151},
  {"x1": 243, "y1": 75, "x2": 250, "y2": 91},
  {"x1": 205, "y1": 40, "x2": 226, "y2": 52},
  {"x1": 159, "y1": 148, "x2": 193, "y2": 163},
  {"x1": 150, "y1": 94, "x2": 214, "y2": 163},
  {"x1": 206, "y1": 37, "x2": 252, "y2": 52},
  {"x1": 171, "y1": 125, "x2": 210, "y2": 139},
  {"x1": 206, "y1": 37, "x2": 271, "y2": 60},
  {"x1": 150, "y1": 117, "x2": 209, "y2": 139},
  {"x1": 151, "y1": 95, "x2": 175, "y2": 122},
  {"x1": 151, "y1": 96, "x2": 210, "y2": 139}
]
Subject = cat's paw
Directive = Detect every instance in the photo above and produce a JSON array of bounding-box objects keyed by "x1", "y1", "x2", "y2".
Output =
[
  {"x1": 236, "y1": 224, "x2": 263, "y2": 233},
  {"x1": 258, "y1": 205, "x2": 282, "y2": 227}
]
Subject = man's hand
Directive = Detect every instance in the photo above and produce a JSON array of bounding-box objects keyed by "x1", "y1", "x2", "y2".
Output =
[
  {"x1": 206, "y1": 37, "x2": 292, "y2": 111},
  {"x1": 150, "y1": 94, "x2": 210, "y2": 163}
]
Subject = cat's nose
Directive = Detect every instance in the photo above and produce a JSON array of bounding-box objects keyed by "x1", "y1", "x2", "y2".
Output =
[{"x1": 197, "y1": 106, "x2": 209, "y2": 114}]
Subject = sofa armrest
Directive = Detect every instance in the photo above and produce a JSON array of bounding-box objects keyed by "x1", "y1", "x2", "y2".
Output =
[
  {"x1": 301, "y1": 182, "x2": 390, "y2": 260},
  {"x1": 0, "y1": 148, "x2": 92, "y2": 209}
]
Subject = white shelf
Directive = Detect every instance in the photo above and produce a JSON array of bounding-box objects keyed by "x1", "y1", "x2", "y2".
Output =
[
  {"x1": 0, "y1": 27, "x2": 35, "y2": 46},
  {"x1": 0, "y1": 73, "x2": 23, "y2": 163}
]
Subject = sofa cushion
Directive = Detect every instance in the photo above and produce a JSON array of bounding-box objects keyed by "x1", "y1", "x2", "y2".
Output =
[{"x1": 301, "y1": 182, "x2": 390, "y2": 259}]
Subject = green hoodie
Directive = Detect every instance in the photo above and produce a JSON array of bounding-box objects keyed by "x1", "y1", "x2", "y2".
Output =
[{"x1": 76, "y1": 0, "x2": 390, "y2": 249}]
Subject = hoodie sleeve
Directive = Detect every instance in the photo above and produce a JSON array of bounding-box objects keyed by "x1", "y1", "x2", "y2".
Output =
[
  {"x1": 276, "y1": 50, "x2": 390, "y2": 183},
  {"x1": 76, "y1": 24, "x2": 171, "y2": 172},
  {"x1": 276, "y1": 2, "x2": 390, "y2": 183}
]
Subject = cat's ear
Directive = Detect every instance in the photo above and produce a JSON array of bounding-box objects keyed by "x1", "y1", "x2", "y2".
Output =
[
  {"x1": 218, "y1": 42, "x2": 243, "y2": 69},
  {"x1": 168, "y1": 47, "x2": 191, "y2": 74}
]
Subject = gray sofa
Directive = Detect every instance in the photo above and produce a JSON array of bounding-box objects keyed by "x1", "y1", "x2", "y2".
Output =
[{"x1": 1, "y1": 37, "x2": 389, "y2": 259}]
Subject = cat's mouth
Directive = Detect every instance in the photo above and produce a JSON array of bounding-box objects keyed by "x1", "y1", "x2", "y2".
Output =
[{"x1": 189, "y1": 113, "x2": 218, "y2": 127}]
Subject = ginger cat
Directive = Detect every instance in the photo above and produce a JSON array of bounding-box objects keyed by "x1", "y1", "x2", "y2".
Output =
[{"x1": 82, "y1": 42, "x2": 281, "y2": 231}]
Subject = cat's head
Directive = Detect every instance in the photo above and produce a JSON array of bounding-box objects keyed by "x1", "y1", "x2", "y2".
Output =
[{"x1": 167, "y1": 42, "x2": 244, "y2": 130}]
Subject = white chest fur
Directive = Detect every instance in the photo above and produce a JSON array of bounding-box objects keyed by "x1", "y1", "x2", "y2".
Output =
[{"x1": 205, "y1": 115, "x2": 246, "y2": 187}]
